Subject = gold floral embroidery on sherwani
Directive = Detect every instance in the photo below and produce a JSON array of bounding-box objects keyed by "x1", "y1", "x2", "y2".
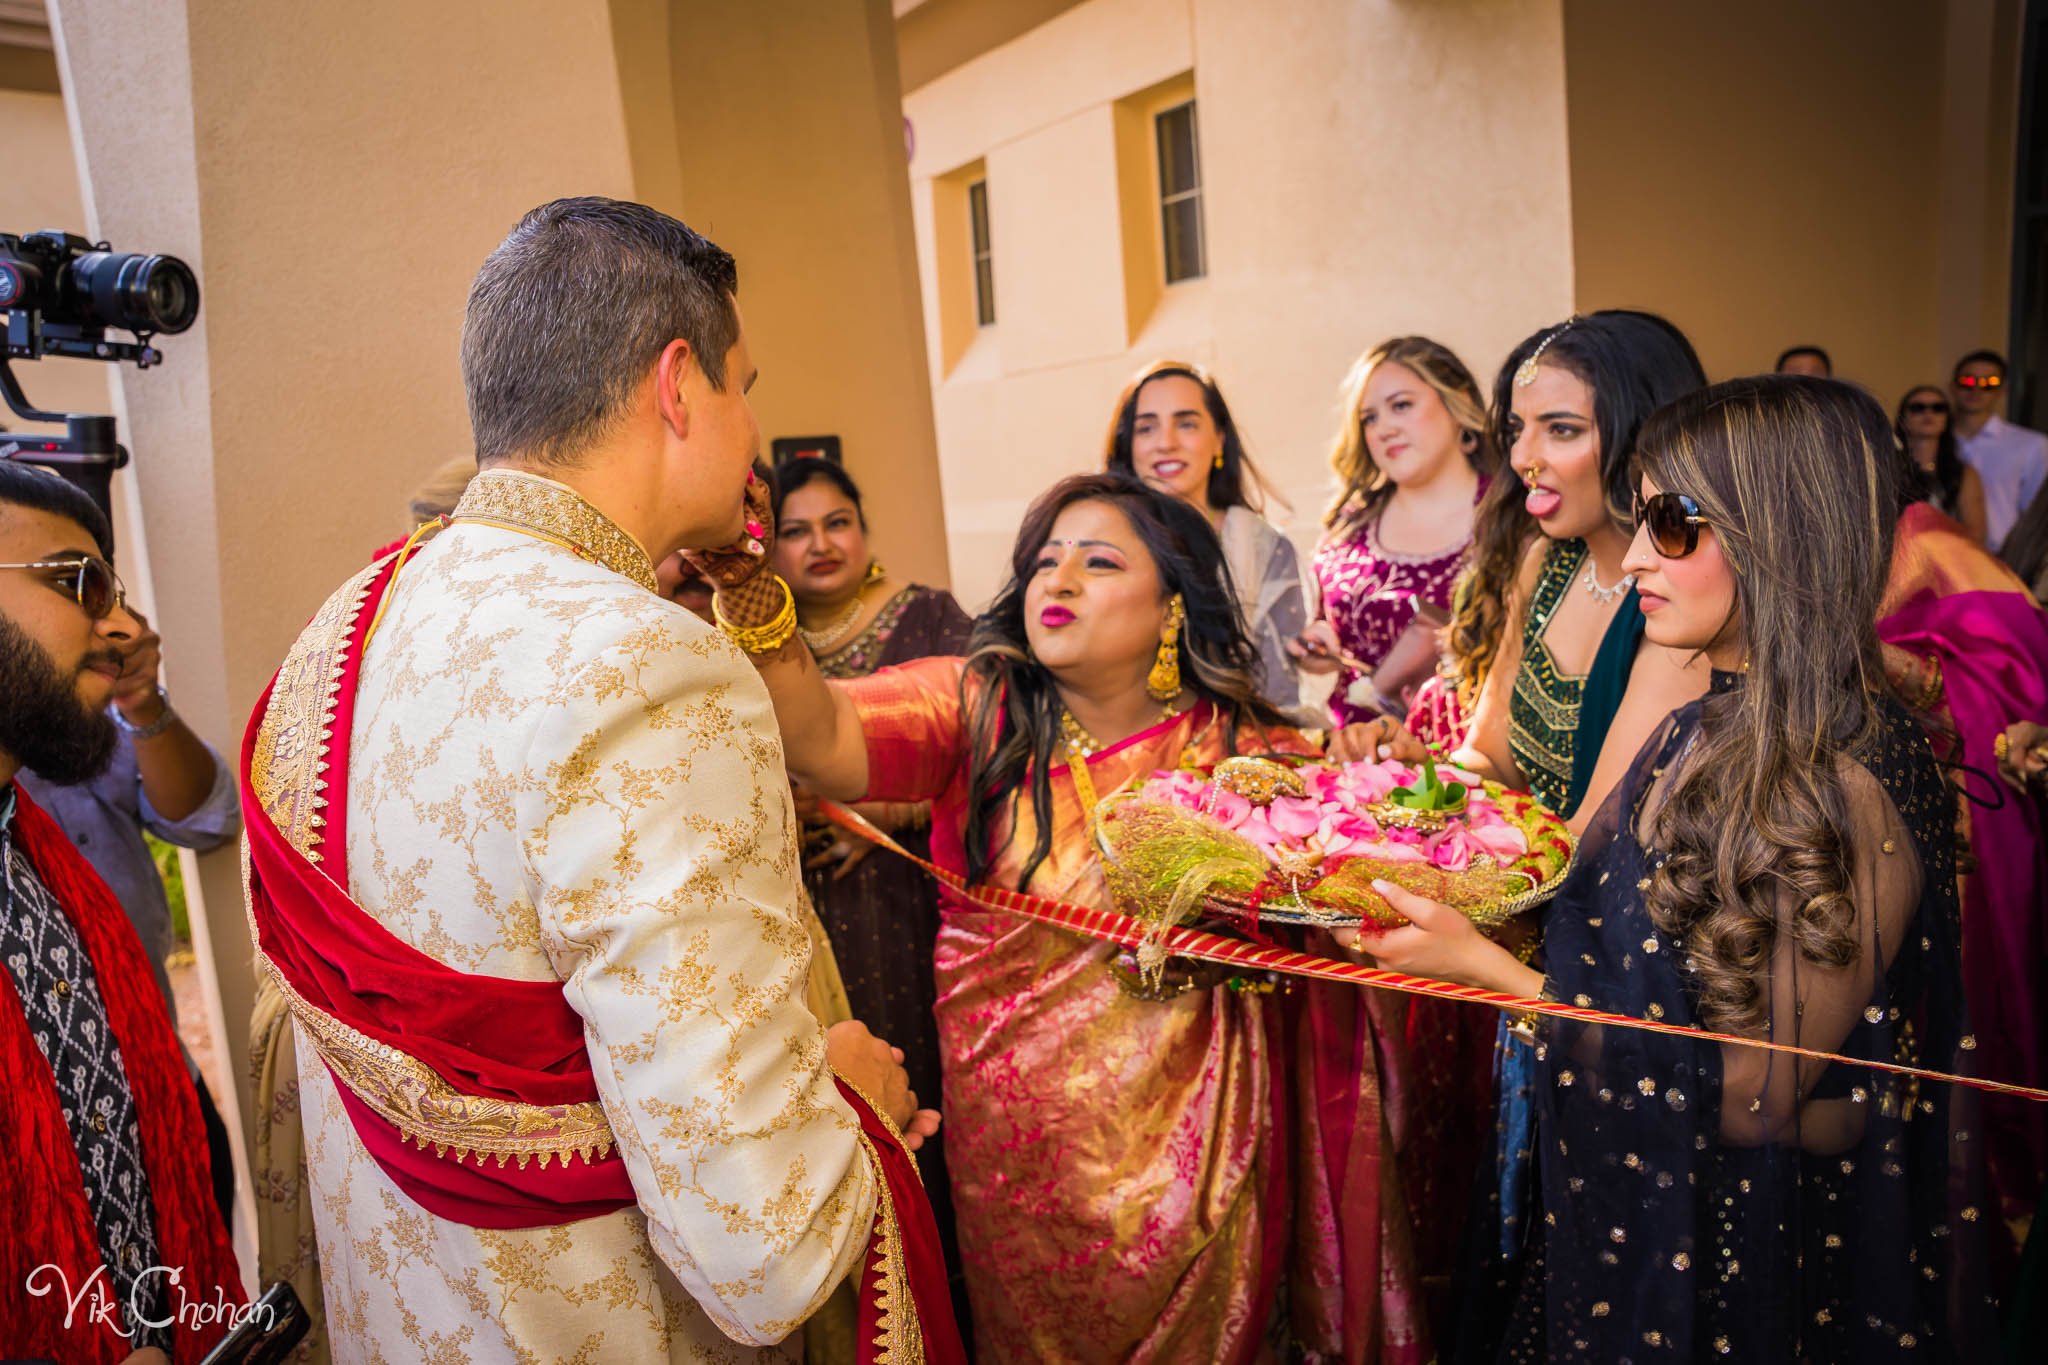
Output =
[{"x1": 268, "y1": 478, "x2": 882, "y2": 1364}]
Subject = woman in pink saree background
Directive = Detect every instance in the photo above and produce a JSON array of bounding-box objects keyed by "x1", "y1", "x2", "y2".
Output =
[{"x1": 698, "y1": 472, "x2": 1433, "y2": 1361}]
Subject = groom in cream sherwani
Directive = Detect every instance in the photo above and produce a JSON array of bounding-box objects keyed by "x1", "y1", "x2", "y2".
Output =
[{"x1": 243, "y1": 198, "x2": 944, "y2": 1363}]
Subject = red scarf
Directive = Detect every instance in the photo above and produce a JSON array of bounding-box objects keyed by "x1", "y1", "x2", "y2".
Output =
[
  {"x1": 243, "y1": 545, "x2": 963, "y2": 1362},
  {"x1": 0, "y1": 783, "x2": 241, "y2": 1363}
]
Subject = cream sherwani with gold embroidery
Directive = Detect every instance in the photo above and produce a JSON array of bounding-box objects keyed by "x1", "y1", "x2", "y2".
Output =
[{"x1": 296, "y1": 471, "x2": 875, "y2": 1364}]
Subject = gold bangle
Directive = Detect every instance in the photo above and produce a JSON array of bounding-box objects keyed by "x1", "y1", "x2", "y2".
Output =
[{"x1": 713, "y1": 576, "x2": 798, "y2": 654}]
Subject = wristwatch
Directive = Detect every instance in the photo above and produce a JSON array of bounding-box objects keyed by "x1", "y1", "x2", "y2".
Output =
[{"x1": 112, "y1": 686, "x2": 178, "y2": 741}]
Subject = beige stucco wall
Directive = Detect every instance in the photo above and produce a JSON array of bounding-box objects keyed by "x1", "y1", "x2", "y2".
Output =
[
  {"x1": 0, "y1": 90, "x2": 114, "y2": 436},
  {"x1": 904, "y1": 0, "x2": 1577, "y2": 609},
  {"x1": 1563, "y1": 0, "x2": 2020, "y2": 402},
  {"x1": 656, "y1": 0, "x2": 951, "y2": 590},
  {"x1": 49, "y1": 0, "x2": 641, "y2": 1235}
]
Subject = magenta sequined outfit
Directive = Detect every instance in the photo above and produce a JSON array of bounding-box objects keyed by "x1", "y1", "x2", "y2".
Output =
[{"x1": 1313, "y1": 510, "x2": 1473, "y2": 726}]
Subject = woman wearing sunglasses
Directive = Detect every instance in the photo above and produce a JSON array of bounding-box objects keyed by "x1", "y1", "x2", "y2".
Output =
[
  {"x1": 1894, "y1": 385, "x2": 1987, "y2": 545},
  {"x1": 1353, "y1": 375, "x2": 1991, "y2": 1360}
]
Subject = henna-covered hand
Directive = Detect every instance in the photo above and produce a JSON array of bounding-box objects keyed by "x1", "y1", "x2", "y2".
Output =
[{"x1": 678, "y1": 471, "x2": 775, "y2": 591}]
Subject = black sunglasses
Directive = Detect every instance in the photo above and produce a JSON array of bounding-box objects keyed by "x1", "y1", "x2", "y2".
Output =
[
  {"x1": 1905, "y1": 400, "x2": 1949, "y2": 415},
  {"x1": 0, "y1": 556, "x2": 127, "y2": 619},
  {"x1": 1633, "y1": 491, "x2": 1709, "y2": 559}
]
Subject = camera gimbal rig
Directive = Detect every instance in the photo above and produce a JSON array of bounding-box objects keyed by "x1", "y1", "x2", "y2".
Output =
[{"x1": 0, "y1": 229, "x2": 201, "y2": 529}]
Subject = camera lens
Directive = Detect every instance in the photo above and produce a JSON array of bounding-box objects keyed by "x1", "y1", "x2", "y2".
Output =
[{"x1": 75, "y1": 250, "x2": 199, "y2": 334}]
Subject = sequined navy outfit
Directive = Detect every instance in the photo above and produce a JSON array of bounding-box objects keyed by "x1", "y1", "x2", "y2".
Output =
[{"x1": 1490, "y1": 674, "x2": 1991, "y2": 1361}]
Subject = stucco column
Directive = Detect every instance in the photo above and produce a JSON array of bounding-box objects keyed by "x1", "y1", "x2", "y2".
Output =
[
  {"x1": 658, "y1": 0, "x2": 952, "y2": 587},
  {"x1": 48, "y1": 0, "x2": 640, "y2": 1239}
]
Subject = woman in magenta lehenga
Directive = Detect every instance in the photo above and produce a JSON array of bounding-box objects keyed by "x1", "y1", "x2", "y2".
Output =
[{"x1": 688, "y1": 472, "x2": 1432, "y2": 1361}]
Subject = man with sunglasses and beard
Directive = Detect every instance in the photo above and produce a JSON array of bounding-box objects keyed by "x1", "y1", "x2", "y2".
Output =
[
  {"x1": 17, "y1": 519, "x2": 243, "y2": 1243},
  {"x1": 0, "y1": 460, "x2": 243, "y2": 1362}
]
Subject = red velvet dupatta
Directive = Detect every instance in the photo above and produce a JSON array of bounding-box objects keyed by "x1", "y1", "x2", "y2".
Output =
[{"x1": 241, "y1": 547, "x2": 963, "y2": 1362}]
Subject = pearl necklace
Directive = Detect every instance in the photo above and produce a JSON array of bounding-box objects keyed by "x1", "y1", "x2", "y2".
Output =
[{"x1": 1579, "y1": 559, "x2": 1634, "y2": 606}]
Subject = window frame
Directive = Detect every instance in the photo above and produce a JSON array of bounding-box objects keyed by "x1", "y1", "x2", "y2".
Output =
[
  {"x1": 1154, "y1": 99, "x2": 1207, "y2": 284},
  {"x1": 968, "y1": 178, "x2": 996, "y2": 327}
]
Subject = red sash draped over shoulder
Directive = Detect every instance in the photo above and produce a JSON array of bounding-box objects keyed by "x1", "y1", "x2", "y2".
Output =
[{"x1": 241, "y1": 546, "x2": 963, "y2": 1361}]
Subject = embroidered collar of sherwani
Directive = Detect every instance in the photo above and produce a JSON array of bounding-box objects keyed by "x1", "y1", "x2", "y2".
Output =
[
  {"x1": 240, "y1": 464, "x2": 962, "y2": 1362},
  {"x1": 449, "y1": 467, "x2": 660, "y2": 593}
]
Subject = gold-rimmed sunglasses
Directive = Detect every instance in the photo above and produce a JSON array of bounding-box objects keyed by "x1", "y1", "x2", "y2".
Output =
[{"x1": 0, "y1": 556, "x2": 128, "y2": 619}]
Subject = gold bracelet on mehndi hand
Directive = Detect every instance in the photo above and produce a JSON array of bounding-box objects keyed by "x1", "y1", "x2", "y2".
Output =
[{"x1": 713, "y1": 576, "x2": 798, "y2": 654}]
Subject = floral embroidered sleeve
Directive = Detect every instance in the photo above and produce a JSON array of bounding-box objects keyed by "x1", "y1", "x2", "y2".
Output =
[{"x1": 516, "y1": 611, "x2": 878, "y2": 1345}]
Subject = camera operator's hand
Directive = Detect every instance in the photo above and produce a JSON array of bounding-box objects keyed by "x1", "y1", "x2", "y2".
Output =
[
  {"x1": 110, "y1": 607, "x2": 166, "y2": 724},
  {"x1": 825, "y1": 1019, "x2": 938, "y2": 1148},
  {"x1": 679, "y1": 471, "x2": 775, "y2": 591}
]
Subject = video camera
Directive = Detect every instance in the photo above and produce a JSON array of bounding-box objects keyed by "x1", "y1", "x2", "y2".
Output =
[{"x1": 0, "y1": 229, "x2": 200, "y2": 533}]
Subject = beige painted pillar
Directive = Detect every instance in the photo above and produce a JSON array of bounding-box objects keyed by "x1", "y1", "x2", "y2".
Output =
[
  {"x1": 49, "y1": 0, "x2": 639, "y2": 1231},
  {"x1": 660, "y1": 0, "x2": 952, "y2": 588}
]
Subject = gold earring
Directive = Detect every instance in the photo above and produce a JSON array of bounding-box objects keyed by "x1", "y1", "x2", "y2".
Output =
[
  {"x1": 1212, "y1": 450, "x2": 1225, "y2": 470},
  {"x1": 1147, "y1": 595, "x2": 1185, "y2": 701},
  {"x1": 863, "y1": 559, "x2": 886, "y2": 586}
]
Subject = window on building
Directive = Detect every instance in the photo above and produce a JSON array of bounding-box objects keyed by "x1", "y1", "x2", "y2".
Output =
[
  {"x1": 969, "y1": 179, "x2": 995, "y2": 327},
  {"x1": 1155, "y1": 100, "x2": 1206, "y2": 283}
]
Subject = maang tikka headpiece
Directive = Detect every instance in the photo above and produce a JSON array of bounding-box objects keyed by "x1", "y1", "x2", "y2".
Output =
[{"x1": 1515, "y1": 316, "x2": 1581, "y2": 388}]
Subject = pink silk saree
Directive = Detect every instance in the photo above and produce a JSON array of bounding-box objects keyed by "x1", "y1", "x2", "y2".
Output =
[{"x1": 845, "y1": 657, "x2": 1438, "y2": 1362}]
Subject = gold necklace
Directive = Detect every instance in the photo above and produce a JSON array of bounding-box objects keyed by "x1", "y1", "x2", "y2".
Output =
[
  {"x1": 1061, "y1": 702, "x2": 1192, "y2": 816},
  {"x1": 799, "y1": 587, "x2": 867, "y2": 653}
]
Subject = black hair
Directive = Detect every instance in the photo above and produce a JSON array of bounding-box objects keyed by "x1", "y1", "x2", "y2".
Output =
[
  {"x1": 961, "y1": 473, "x2": 1282, "y2": 888},
  {"x1": 0, "y1": 460, "x2": 114, "y2": 560},
  {"x1": 773, "y1": 456, "x2": 865, "y2": 531},
  {"x1": 1892, "y1": 385, "x2": 1966, "y2": 515},
  {"x1": 463, "y1": 196, "x2": 739, "y2": 467},
  {"x1": 1774, "y1": 345, "x2": 1832, "y2": 376},
  {"x1": 1952, "y1": 349, "x2": 2007, "y2": 382},
  {"x1": 1103, "y1": 362, "x2": 1271, "y2": 514},
  {"x1": 1446, "y1": 310, "x2": 1708, "y2": 700}
]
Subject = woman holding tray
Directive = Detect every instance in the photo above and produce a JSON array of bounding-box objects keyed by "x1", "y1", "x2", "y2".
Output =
[
  {"x1": 686, "y1": 471, "x2": 1422, "y2": 1361},
  {"x1": 1354, "y1": 376, "x2": 1992, "y2": 1360}
]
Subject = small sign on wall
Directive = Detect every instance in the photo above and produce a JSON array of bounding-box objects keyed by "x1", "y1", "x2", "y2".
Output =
[{"x1": 771, "y1": 435, "x2": 842, "y2": 466}]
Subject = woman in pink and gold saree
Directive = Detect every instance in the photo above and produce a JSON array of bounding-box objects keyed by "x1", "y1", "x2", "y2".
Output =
[{"x1": 689, "y1": 473, "x2": 1430, "y2": 1362}]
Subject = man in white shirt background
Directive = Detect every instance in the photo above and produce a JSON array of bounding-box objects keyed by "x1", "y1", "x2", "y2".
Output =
[{"x1": 1952, "y1": 348, "x2": 2048, "y2": 550}]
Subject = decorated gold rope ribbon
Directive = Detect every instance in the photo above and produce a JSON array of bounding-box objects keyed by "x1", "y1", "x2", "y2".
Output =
[{"x1": 818, "y1": 798, "x2": 2048, "y2": 1105}]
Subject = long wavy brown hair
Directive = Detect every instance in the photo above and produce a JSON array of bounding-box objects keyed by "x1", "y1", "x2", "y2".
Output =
[
  {"x1": 1634, "y1": 375, "x2": 1904, "y2": 1034},
  {"x1": 1321, "y1": 336, "x2": 1498, "y2": 530}
]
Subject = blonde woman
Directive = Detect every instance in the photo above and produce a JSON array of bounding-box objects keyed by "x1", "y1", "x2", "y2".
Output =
[
  {"x1": 1291, "y1": 337, "x2": 1498, "y2": 727},
  {"x1": 1104, "y1": 360, "x2": 1317, "y2": 722}
]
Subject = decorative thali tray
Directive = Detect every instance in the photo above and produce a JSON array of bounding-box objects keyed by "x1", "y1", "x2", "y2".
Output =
[{"x1": 1094, "y1": 756, "x2": 1574, "y2": 934}]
